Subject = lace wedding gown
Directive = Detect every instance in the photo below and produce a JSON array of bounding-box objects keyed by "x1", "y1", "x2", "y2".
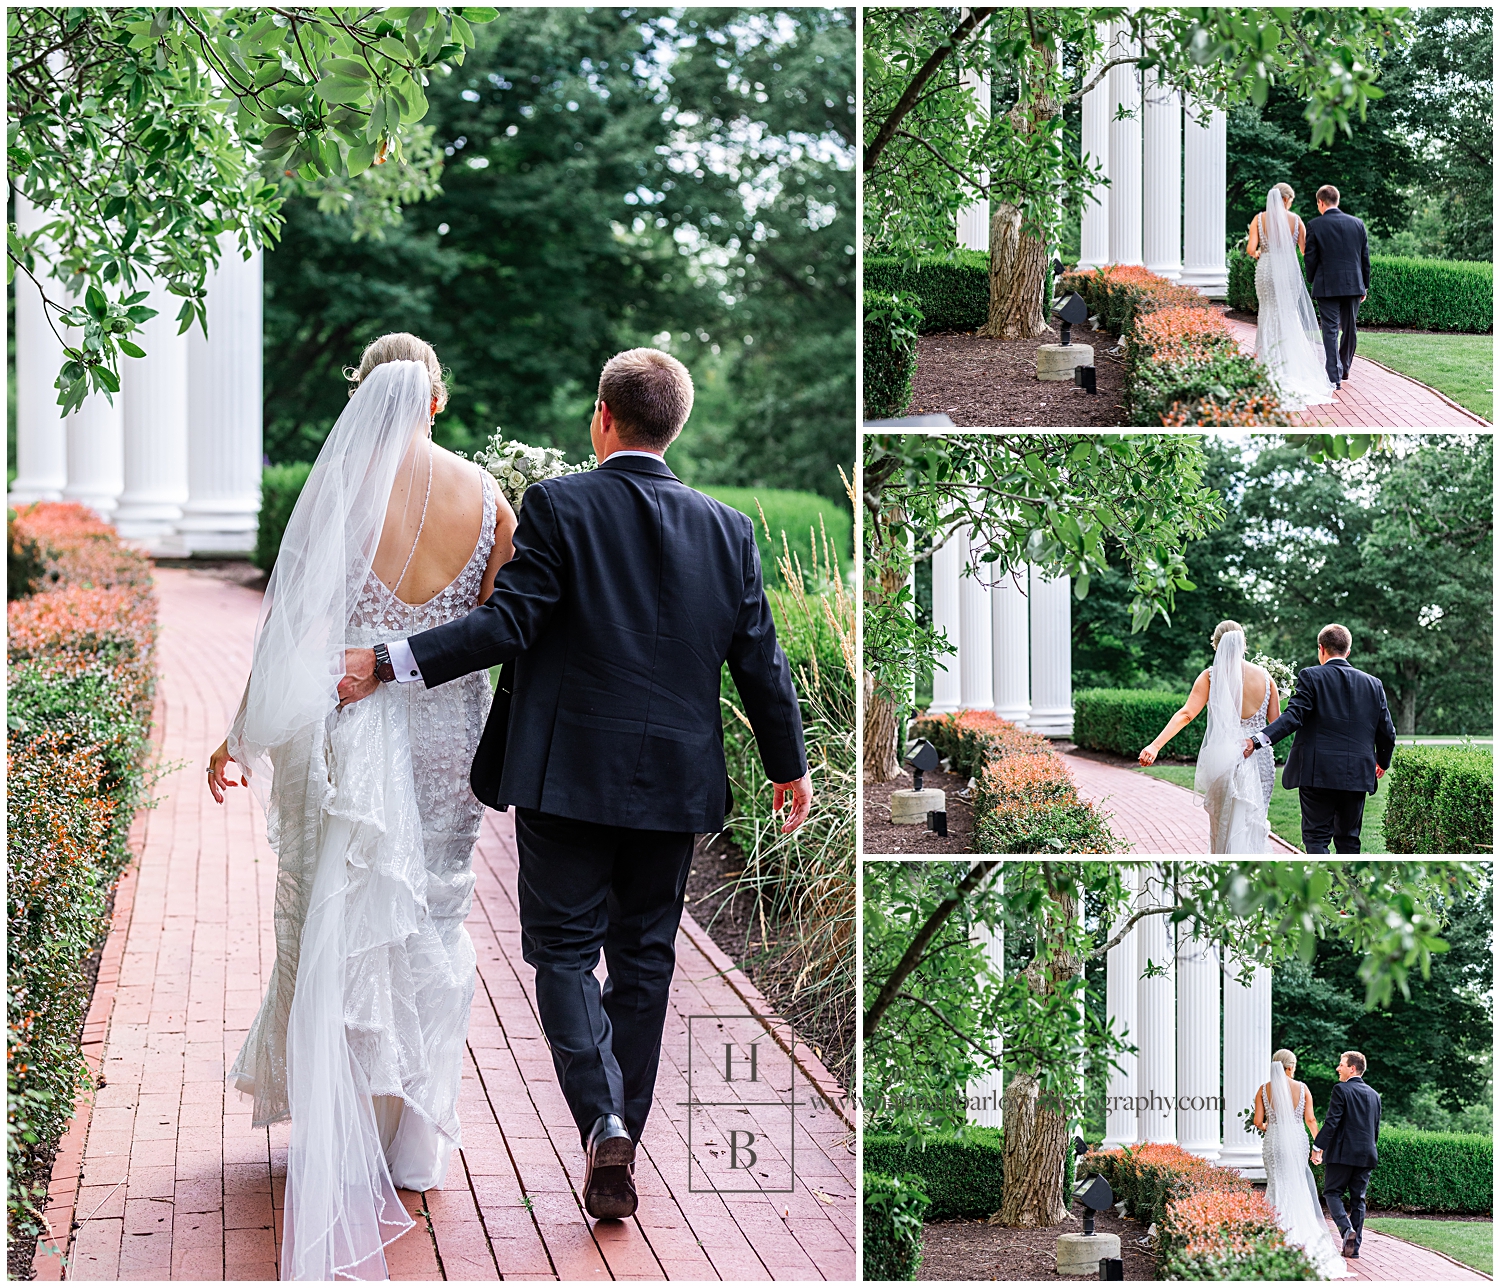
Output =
[
  {"x1": 1262, "y1": 1066, "x2": 1351, "y2": 1279},
  {"x1": 1240, "y1": 682, "x2": 1275, "y2": 815},
  {"x1": 228, "y1": 470, "x2": 497, "y2": 1278},
  {"x1": 1198, "y1": 630, "x2": 1271, "y2": 854},
  {"x1": 1253, "y1": 191, "x2": 1336, "y2": 412}
]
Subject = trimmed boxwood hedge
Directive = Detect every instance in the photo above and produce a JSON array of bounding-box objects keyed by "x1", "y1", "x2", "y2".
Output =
[
  {"x1": 865, "y1": 252, "x2": 990, "y2": 334},
  {"x1": 1074, "y1": 688, "x2": 1205, "y2": 761},
  {"x1": 864, "y1": 1129, "x2": 1003, "y2": 1220},
  {"x1": 864, "y1": 1172, "x2": 931, "y2": 1281},
  {"x1": 863, "y1": 315, "x2": 917, "y2": 420},
  {"x1": 1310, "y1": 1127, "x2": 1491, "y2": 1213},
  {"x1": 254, "y1": 461, "x2": 314, "y2": 572},
  {"x1": 1225, "y1": 250, "x2": 1491, "y2": 334},
  {"x1": 1383, "y1": 746, "x2": 1493, "y2": 854}
]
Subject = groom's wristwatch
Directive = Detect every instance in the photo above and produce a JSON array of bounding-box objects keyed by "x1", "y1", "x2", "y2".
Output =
[{"x1": 373, "y1": 642, "x2": 396, "y2": 684}]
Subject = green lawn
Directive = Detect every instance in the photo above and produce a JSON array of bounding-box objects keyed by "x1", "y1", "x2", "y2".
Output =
[
  {"x1": 1136, "y1": 764, "x2": 1390, "y2": 853},
  {"x1": 1363, "y1": 1218, "x2": 1493, "y2": 1275},
  {"x1": 1355, "y1": 330, "x2": 1493, "y2": 423}
]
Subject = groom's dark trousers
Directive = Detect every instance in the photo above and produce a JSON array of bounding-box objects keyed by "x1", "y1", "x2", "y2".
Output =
[
  {"x1": 1256, "y1": 657, "x2": 1396, "y2": 854},
  {"x1": 1314, "y1": 1076, "x2": 1381, "y2": 1255},
  {"x1": 407, "y1": 453, "x2": 807, "y2": 1147},
  {"x1": 1303, "y1": 206, "x2": 1372, "y2": 384}
]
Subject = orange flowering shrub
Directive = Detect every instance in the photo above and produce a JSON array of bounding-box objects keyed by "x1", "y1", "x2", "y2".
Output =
[
  {"x1": 1059, "y1": 265, "x2": 1205, "y2": 336},
  {"x1": 1159, "y1": 394, "x2": 1289, "y2": 427},
  {"x1": 1083, "y1": 1144, "x2": 1319, "y2": 1280},
  {"x1": 10, "y1": 501, "x2": 153, "y2": 593}
]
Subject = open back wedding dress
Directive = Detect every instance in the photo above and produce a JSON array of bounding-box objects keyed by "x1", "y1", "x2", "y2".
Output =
[
  {"x1": 1263, "y1": 1061, "x2": 1351, "y2": 1279},
  {"x1": 1195, "y1": 628, "x2": 1272, "y2": 854},
  {"x1": 1254, "y1": 187, "x2": 1336, "y2": 412},
  {"x1": 225, "y1": 360, "x2": 496, "y2": 1279}
]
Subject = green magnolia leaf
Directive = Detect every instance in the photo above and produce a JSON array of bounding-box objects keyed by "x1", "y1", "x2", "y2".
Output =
[
  {"x1": 347, "y1": 140, "x2": 378, "y2": 176},
  {"x1": 261, "y1": 125, "x2": 300, "y2": 154},
  {"x1": 118, "y1": 339, "x2": 147, "y2": 358},
  {"x1": 85, "y1": 284, "x2": 108, "y2": 322},
  {"x1": 327, "y1": 57, "x2": 371, "y2": 81},
  {"x1": 314, "y1": 76, "x2": 368, "y2": 106},
  {"x1": 376, "y1": 34, "x2": 411, "y2": 63}
]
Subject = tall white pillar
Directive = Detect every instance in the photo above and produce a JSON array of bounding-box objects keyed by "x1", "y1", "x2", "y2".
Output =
[
  {"x1": 1180, "y1": 102, "x2": 1228, "y2": 296},
  {"x1": 9, "y1": 193, "x2": 68, "y2": 505},
  {"x1": 956, "y1": 66, "x2": 991, "y2": 252},
  {"x1": 1135, "y1": 865, "x2": 1176, "y2": 1144},
  {"x1": 1026, "y1": 567, "x2": 1074, "y2": 736},
  {"x1": 959, "y1": 530, "x2": 995, "y2": 712},
  {"x1": 1176, "y1": 935, "x2": 1221, "y2": 1159},
  {"x1": 1106, "y1": 23, "x2": 1142, "y2": 268},
  {"x1": 929, "y1": 533, "x2": 963, "y2": 714},
  {"x1": 1103, "y1": 866, "x2": 1140, "y2": 1150},
  {"x1": 1142, "y1": 70, "x2": 1182, "y2": 281},
  {"x1": 991, "y1": 566, "x2": 1030, "y2": 724},
  {"x1": 178, "y1": 241, "x2": 263, "y2": 555},
  {"x1": 967, "y1": 866, "x2": 1004, "y2": 1130},
  {"x1": 62, "y1": 395, "x2": 125, "y2": 519},
  {"x1": 114, "y1": 281, "x2": 190, "y2": 549},
  {"x1": 1220, "y1": 952, "x2": 1272, "y2": 1177},
  {"x1": 1077, "y1": 26, "x2": 1112, "y2": 271}
]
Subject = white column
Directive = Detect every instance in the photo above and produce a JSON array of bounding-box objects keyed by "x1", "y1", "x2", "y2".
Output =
[
  {"x1": 1220, "y1": 952, "x2": 1272, "y2": 1177},
  {"x1": 967, "y1": 866, "x2": 1004, "y2": 1129},
  {"x1": 9, "y1": 193, "x2": 68, "y2": 505},
  {"x1": 178, "y1": 241, "x2": 263, "y2": 555},
  {"x1": 62, "y1": 396, "x2": 125, "y2": 519},
  {"x1": 956, "y1": 66, "x2": 991, "y2": 252},
  {"x1": 929, "y1": 533, "x2": 963, "y2": 714},
  {"x1": 1106, "y1": 23, "x2": 1142, "y2": 268},
  {"x1": 1077, "y1": 26, "x2": 1112, "y2": 270},
  {"x1": 1103, "y1": 866, "x2": 1140, "y2": 1150},
  {"x1": 113, "y1": 281, "x2": 190, "y2": 550},
  {"x1": 959, "y1": 530, "x2": 994, "y2": 712},
  {"x1": 991, "y1": 566, "x2": 1030, "y2": 724},
  {"x1": 1025, "y1": 567, "x2": 1074, "y2": 736},
  {"x1": 1180, "y1": 102, "x2": 1228, "y2": 296},
  {"x1": 1176, "y1": 935, "x2": 1221, "y2": 1159},
  {"x1": 1135, "y1": 865, "x2": 1176, "y2": 1144},
  {"x1": 1142, "y1": 70, "x2": 1182, "y2": 280}
]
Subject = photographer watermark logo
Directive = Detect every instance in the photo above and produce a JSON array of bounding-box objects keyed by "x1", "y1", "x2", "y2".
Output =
[{"x1": 684, "y1": 1014, "x2": 797, "y2": 1194}]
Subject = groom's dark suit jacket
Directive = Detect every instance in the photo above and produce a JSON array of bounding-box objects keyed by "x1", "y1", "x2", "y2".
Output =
[
  {"x1": 405, "y1": 453, "x2": 806, "y2": 834},
  {"x1": 1258, "y1": 657, "x2": 1396, "y2": 794},
  {"x1": 1313, "y1": 1076, "x2": 1381, "y2": 1169},
  {"x1": 1303, "y1": 207, "x2": 1371, "y2": 299}
]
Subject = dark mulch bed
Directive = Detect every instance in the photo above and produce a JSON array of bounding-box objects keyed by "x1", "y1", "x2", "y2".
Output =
[
  {"x1": 863, "y1": 767, "x2": 975, "y2": 854},
  {"x1": 918, "y1": 1208, "x2": 1156, "y2": 1281},
  {"x1": 684, "y1": 833, "x2": 853, "y2": 1091},
  {"x1": 905, "y1": 324, "x2": 1129, "y2": 428}
]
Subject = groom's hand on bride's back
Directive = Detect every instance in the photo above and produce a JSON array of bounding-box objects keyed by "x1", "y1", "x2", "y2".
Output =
[{"x1": 774, "y1": 771, "x2": 813, "y2": 833}]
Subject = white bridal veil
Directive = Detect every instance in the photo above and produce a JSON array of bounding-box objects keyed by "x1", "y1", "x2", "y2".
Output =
[
  {"x1": 1195, "y1": 629, "x2": 1270, "y2": 854},
  {"x1": 227, "y1": 360, "x2": 435, "y2": 1279},
  {"x1": 1256, "y1": 187, "x2": 1336, "y2": 411}
]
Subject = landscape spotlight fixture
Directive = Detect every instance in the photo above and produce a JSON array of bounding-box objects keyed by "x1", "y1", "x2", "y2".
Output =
[
  {"x1": 905, "y1": 738, "x2": 940, "y2": 792},
  {"x1": 1073, "y1": 1174, "x2": 1115, "y2": 1238},
  {"x1": 1053, "y1": 291, "x2": 1088, "y2": 346}
]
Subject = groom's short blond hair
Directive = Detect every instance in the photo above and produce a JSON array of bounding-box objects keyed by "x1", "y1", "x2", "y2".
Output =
[{"x1": 598, "y1": 348, "x2": 694, "y2": 451}]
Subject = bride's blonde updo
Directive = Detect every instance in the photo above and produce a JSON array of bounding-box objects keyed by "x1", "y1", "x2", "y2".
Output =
[
  {"x1": 344, "y1": 332, "x2": 449, "y2": 411},
  {"x1": 1273, "y1": 1048, "x2": 1297, "y2": 1073},
  {"x1": 1212, "y1": 619, "x2": 1246, "y2": 649}
]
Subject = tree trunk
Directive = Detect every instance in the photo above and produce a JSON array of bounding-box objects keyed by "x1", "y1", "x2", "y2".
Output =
[
  {"x1": 1398, "y1": 661, "x2": 1420, "y2": 735},
  {"x1": 977, "y1": 204, "x2": 1051, "y2": 339},
  {"x1": 991, "y1": 1071, "x2": 1071, "y2": 1226},
  {"x1": 864, "y1": 670, "x2": 903, "y2": 781}
]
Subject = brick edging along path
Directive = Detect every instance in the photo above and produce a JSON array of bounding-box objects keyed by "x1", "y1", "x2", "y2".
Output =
[{"x1": 42, "y1": 567, "x2": 855, "y2": 1281}]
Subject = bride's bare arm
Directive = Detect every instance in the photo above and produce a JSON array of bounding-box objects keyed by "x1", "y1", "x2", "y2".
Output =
[
  {"x1": 477, "y1": 473, "x2": 518, "y2": 603},
  {"x1": 1253, "y1": 1084, "x2": 1267, "y2": 1132},
  {"x1": 208, "y1": 678, "x2": 252, "y2": 803},
  {"x1": 1139, "y1": 669, "x2": 1211, "y2": 765},
  {"x1": 1301, "y1": 1083, "x2": 1319, "y2": 1134},
  {"x1": 1268, "y1": 675, "x2": 1281, "y2": 724}
]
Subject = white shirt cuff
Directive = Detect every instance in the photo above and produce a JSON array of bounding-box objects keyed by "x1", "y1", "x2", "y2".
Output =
[{"x1": 387, "y1": 637, "x2": 424, "y2": 684}]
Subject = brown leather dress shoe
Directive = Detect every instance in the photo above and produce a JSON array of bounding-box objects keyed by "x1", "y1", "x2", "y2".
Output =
[
  {"x1": 1342, "y1": 1227, "x2": 1358, "y2": 1258},
  {"x1": 583, "y1": 1114, "x2": 637, "y2": 1219}
]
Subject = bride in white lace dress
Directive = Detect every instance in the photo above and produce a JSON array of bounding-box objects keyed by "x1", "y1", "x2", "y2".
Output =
[
  {"x1": 1254, "y1": 1050, "x2": 1352, "y2": 1278},
  {"x1": 1138, "y1": 620, "x2": 1279, "y2": 852},
  {"x1": 207, "y1": 335, "x2": 516, "y2": 1279},
  {"x1": 1246, "y1": 183, "x2": 1336, "y2": 412}
]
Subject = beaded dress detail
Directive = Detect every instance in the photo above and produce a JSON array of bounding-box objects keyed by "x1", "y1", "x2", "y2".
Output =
[
  {"x1": 1241, "y1": 682, "x2": 1275, "y2": 812},
  {"x1": 229, "y1": 465, "x2": 497, "y2": 1205}
]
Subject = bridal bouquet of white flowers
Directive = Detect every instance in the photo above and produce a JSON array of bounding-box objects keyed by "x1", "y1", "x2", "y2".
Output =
[
  {"x1": 1250, "y1": 651, "x2": 1297, "y2": 698},
  {"x1": 471, "y1": 433, "x2": 594, "y2": 511}
]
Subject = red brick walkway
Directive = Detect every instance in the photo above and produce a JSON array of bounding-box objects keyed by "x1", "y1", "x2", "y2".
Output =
[
  {"x1": 1220, "y1": 315, "x2": 1489, "y2": 428},
  {"x1": 1327, "y1": 1218, "x2": 1489, "y2": 1281},
  {"x1": 39, "y1": 568, "x2": 854, "y2": 1281},
  {"x1": 1063, "y1": 752, "x2": 1298, "y2": 854}
]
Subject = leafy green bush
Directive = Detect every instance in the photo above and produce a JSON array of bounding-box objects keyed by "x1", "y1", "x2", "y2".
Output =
[
  {"x1": 973, "y1": 798, "x2": 1122, "y2": 853},
  {"x1": 1128, "y1": 350, "x2": 1285, "y2": 428},
  {"x1": 1163, "y1": 1245, "x2": 1323, "y2": 1281},
  {"x1": 863, "y1": 315, "x2": 917, "y2": 420},
  {"x1": 1225, "y1": 253, "x2": 1491, "y2": 333},
  {"x1": 864, "y1": 1129, "x2": 1003, "y2": 1221},
  {"x1": 1383, "y1": 746, "x2": 1493, "y2": 854},
  {"x1": 863, "y1": 1172, "x2": 931, "y2": 1281},
  {"x1": 1309, "y1": 1127, "x2": 1491, "y2": 1213},
  {"x1": 254, "y1": 461, "x2": 314, "y2": 572},
  {"x1": 701, "y1": 487, "x2": 853, "y2": 587},
  {"x1": 1074, "y1": 689, "x2": 1205, "y2": 760},
  {"x1": 865, "y1": 252, "x2": 990, "y2": 333}
]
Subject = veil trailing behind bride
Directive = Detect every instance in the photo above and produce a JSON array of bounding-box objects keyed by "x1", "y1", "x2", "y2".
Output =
[
  {"x1": 1263, "y1": 1059, "x2": 1351, "y2": 1279},
  {"x1": 1195, "y1": 628, "x2": 1271, "y2": 854},
  {"x1": 1254, "y1": 186, "x2": 1336, "y2": 413}
]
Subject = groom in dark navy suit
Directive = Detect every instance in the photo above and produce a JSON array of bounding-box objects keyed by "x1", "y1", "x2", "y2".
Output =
[
  {"x1": 1302, "y1": 185, "x2": 1372, "y2": 390},
  {"x1": 1243, "y1": 623, "x2": 1396, "y2": 853},
  {"x1": 1312, "y1": 1051, "x2": 1381, "y2": 1260},
  {"x1": 340, "y1": 348, "x2": 811, "y2": 1222}
]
